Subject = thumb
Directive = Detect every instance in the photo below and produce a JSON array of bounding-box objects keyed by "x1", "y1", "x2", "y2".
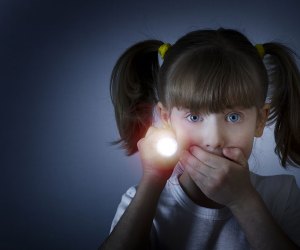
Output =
[{"x1": 223, "y1": 148, "x2": 248, "y2": 167}]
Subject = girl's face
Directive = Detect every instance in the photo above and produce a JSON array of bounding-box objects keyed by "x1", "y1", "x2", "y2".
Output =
[{"x1": 158, "y1": 104, "x2": 269, "y2": 159}]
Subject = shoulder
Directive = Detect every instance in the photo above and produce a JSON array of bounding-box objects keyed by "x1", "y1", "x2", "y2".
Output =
[
  {"x1": 250, "y1": 174, "x2": 300, "y2": 223},
  {"x1": 250, "y1": 172, "x2": 300, "y2": 216},
  {"x1": 250, "y1": 172, "x2": 300, "y2": 245},
  {"x1": 250, "y1": 172, "x2": 298, "y2": 194}
]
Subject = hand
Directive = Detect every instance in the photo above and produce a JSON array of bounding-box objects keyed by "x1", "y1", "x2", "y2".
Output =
[
  {"x1": 180, "y1": 146, "x2": 257, "y2": 208},
  {"x1": 137, "y1": 126, "x2": 180, "y2": 182}
]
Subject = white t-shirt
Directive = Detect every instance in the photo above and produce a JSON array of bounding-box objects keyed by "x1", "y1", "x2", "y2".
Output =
[{"x1": 110, "y1": 165, "x2": 300, "y2": 249}]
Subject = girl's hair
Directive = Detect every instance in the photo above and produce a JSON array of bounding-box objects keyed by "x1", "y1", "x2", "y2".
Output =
[{"x1": 110, "y1": 28, "x2": 300, "y2": 167}]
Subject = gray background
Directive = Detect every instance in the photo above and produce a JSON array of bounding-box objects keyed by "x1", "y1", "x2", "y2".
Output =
[{"x1": 1, "y1": 0, "x2": 300, "y2": 249}]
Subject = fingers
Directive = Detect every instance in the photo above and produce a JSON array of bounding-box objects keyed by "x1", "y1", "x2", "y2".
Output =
[
  {"x1": 189, "y1": 146, "x2": 218, "y2": 169},
  {"x1": 180, "y1": 150, "x2": 213, "y2": 178},
  {"x1": 180, "y1": 146, "x2": 251, "y2": 206},
  {"x1": 183, "y1": 158, "x2": 207, "y2": 190},
  {"x1": 145, "y1": 126, "x2": 157, "y2": 137},
  {"x1": 222, "y1": 148, "x2": 248, "y2": 167},
  {"x1": 189, "y1": 146, "x2": 248, "y2": 168},
  {"x1": 180, "y1": 146, "x2": 249, "y2": 185}
]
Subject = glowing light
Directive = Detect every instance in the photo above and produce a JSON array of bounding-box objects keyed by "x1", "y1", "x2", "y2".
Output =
[{"x1": 156, "y1": 137, "x2": 178, "y2": 157}]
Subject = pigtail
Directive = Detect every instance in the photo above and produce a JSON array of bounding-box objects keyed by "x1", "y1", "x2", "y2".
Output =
[
  {"x1": 110, "y1": 40, "x2": 163, "y2": 155},
  {"x1": 264, "y1": 42, "x2": 300, "y2": 167}
]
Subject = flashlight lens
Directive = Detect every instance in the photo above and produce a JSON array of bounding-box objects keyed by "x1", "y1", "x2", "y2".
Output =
[{"x1": 156, "y1": 137, "x2": 178, "y2": 157}]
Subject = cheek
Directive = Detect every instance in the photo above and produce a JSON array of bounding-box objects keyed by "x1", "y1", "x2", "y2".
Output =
[
  {"x1": 172, "y1": 126, "x2": 197, "y2": 151},
  {"x1": 169, "y1": 115, "x2": 194, "y2": 150}
]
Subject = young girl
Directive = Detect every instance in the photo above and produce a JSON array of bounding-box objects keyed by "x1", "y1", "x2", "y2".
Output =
[{"x1": 100, "y1": 28, "x2": 300, "y2": 249}]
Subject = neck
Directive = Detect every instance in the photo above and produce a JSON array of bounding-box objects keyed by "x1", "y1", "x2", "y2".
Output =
[{"x1": 179, "y1": 170, "x2": 224, "y2": 209}]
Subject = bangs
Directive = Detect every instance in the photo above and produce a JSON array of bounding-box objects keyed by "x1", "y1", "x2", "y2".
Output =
[{"x1": 164, "y1": 49, "x2": 265, "y2": 113}]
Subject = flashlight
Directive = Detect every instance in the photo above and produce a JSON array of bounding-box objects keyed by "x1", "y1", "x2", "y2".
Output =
[
  {"x1": 140, "y1": 126, "x2": 179, "y2": 169},
  {"x1": 156, "y1": 137, "x2": 178, "y2": 157}
]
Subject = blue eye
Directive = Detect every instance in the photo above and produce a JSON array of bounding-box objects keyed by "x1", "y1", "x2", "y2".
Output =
[
  {"x1": 187, "y1": 114, "x2": 202, "y2": 122},
  {"x1": 226, "y1": 113, "x2": 241, "y2": 123}
]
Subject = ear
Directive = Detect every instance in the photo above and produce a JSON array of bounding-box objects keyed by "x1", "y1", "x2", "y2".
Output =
[
  {"x1": 255, "y1": 104, "x2": 270, "y2": 137},
  {"x1": 156, "y1": 102, "x2": 171, "y2": 127}
]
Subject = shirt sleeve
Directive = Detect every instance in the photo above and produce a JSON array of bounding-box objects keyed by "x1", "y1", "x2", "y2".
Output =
[
  {"x1": 109, "y1": 185, "x2": 159, "y2": 249},
  {"x1": 109, "y1": 186, "x2": 137, "y2": 233},
  {"x1": 280, "y1": 177, "x2": 300, "y2": 246}
]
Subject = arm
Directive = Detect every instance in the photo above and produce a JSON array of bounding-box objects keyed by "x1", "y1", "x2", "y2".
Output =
[
  {"x1": 100, "y1": 127, "x2": 178, "y2": 250},
  {"x1": 99, "y1": 175, "x2": 166, "y2": 250}
]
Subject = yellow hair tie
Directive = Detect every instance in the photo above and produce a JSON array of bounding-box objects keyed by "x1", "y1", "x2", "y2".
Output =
[
  {"x1": 158, "y1": 43, "x2": 171, "y2": 59},
  {"x1": 255, "y1": 44, "x2": 265, "y2": 59}
]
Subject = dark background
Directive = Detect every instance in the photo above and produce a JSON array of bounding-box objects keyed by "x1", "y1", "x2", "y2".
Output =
[{"x1": 1, "y1": 0, "x2": 300, "y2": 249}]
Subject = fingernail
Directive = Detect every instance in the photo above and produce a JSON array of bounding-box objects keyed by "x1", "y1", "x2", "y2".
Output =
[{"x1": 223, "y1": 148, "x2": 231, "y2": 155}]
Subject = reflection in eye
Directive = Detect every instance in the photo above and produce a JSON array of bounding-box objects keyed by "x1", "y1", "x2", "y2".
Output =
[
  {"x1": 226, "y1": 113, "x2": 241, "y2": 123},
  {"x1": 187, "y1": 114, "x2": 202, "y2": 122}
]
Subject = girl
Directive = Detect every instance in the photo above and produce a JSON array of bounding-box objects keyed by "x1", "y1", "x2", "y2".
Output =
[{"x1": 100, "y1": 28, "x2": 300, "y2": 249}]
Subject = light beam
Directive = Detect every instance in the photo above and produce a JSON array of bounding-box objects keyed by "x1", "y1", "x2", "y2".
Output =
[{"x1": 156, "y1": 137, "x2": 178, "y2": 157}]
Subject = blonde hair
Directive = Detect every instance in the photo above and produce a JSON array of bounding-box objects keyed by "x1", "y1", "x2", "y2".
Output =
[{"x1": 110, "y1": 28, "x2": 300, "y2": 167}]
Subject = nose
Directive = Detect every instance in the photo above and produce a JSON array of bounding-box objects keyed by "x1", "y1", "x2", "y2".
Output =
[{"x1": 200, "y1": 118, "x2": 225, "y2": 152}]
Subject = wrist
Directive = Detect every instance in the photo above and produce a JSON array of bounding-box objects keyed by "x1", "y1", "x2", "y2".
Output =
[
  {"x1": 141, "y1": 173, "x2": 168, "y2": 190},
  {"x1": 228, "y1": 189, "x2": 262, "y2": 215},
  {"x1": 142, "y1": 165, "x2": 174, "y2": 184}
]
